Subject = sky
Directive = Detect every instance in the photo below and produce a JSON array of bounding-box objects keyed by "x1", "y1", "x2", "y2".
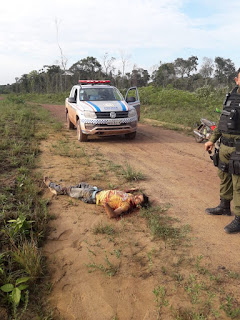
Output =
[{"x1": 1, "y1": 0, "x2": 240, "y2": 85}]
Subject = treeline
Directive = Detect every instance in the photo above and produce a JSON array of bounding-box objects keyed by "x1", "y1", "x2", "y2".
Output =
[{"x1": 0, "y1": 55, "x2": 237, "y2": 94}]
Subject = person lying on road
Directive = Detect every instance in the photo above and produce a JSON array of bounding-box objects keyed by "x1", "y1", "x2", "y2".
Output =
[{"x1": 43, "y1": 177, "x2": 149, "y2": 219}]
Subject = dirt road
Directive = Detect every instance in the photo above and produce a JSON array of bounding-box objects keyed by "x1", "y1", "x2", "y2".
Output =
[{"x1": 40, "y1": 104, "x2": 240, "y2": 320}]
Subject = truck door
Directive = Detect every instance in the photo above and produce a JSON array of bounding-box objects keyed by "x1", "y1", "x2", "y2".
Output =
[
  {"x1": 68, "y1": 88, "x2": 78, "y2": 124},
  {"x1": 125, "y1": 87, "x2": 140, "y2": 120}
]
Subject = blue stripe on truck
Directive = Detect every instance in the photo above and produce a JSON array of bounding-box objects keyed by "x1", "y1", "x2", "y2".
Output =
[
  {"x1": 86, "y1": 101, "x2": 101, "y2": 112},
  {"x1": 118, "y1": 101, "x2": 127, "y2": 111}
]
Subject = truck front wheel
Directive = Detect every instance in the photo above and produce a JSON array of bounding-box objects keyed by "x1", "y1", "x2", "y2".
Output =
[{"x1": 77, "y1": 119, "x2": 88, "y2": 142}]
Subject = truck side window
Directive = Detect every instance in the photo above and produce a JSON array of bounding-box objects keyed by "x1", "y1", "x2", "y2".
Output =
[{"x1": 74, "y1": 89, "x2": 77, "y2": 102}]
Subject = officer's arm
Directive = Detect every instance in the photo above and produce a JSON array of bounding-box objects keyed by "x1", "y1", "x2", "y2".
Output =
[
  {"x1": 205, "y1": 127, "x2": 222, "y2": 152},
  {"x1": 209, "y1": 127, "x2": 221, "y2": 143},
  {"x1": 205, "y1": 141, "x2": 214, "y2": 152}
]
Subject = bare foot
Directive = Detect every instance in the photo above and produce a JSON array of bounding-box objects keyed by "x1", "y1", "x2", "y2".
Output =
[
  {"x1": 43, "y1": 177, "x2": 57, "y2": 195},
  {"x1": 43, "y1": 177, "x2": 51, "y2": 187}
]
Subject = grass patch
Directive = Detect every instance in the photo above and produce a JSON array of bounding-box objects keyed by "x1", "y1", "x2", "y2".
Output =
[
  {"x1": 51, "y1": 139, "x2": 87, "y2": 159},
  {"x1": 86, "y1": 254, "x2": 119, "y2": 277},
  {"x1": 0, "y1": 99, "x2": 55, "y2": 318},
  {"x1": 140, "y1": 205, "x2": 189, "y2": 247},
  {"x1": 139, "y1": 85, "x2": 225, "y2": 129},
  {"x1": 92, "y1": 222, "x2": 116, "y2": 236},
  {"x1": 122, "y1": 163, "x2": 146, "y2": 182},
  {"x1": 8, "y1": 92, "x2": 67, "y2": 105}
]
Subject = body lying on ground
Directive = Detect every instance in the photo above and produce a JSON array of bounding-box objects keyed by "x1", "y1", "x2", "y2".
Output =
[{"x1": 44, "y1": 177, "x2": 149, "y2": 219}]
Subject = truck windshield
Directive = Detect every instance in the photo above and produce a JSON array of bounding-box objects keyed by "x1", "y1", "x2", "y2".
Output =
[{"x1": 79, "y1": 87, "x2": 123, "y2": 101}]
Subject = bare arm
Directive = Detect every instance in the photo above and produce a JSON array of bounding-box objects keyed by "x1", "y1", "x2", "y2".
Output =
[
  {"x1": 124, "y1": 187, "x2": 139, "y2": 193},
  {"x1": 104, "y1": 203, "x2": 127, "y2": 219}
]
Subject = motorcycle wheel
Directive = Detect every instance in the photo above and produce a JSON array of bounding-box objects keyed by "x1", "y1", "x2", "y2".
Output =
[
  {"x1": 194, "y1": 127, "x2": 204, "y2": 143},
  {"x1": 194, "y1": 134, "x2": 204, "y2": 143}
]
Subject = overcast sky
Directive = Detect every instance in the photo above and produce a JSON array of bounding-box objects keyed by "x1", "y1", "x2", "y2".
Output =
[{"x1": 1, "y1": 0, "x2": 240, "y2": 85}]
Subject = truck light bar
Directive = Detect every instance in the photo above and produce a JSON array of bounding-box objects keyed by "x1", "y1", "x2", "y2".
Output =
[{"x1": 78, "y1": 80, "x2": 110, "y2": 84}]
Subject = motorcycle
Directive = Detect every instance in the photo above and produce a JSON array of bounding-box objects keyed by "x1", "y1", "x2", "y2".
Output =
[{"x1": 193, "y1": 118, "x2": 216, "y2": 143}]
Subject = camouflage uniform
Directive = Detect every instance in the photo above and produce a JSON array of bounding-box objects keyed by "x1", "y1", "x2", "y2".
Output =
[{"x1": 210, "y1": 113, "x2": 240, "y2": 217}]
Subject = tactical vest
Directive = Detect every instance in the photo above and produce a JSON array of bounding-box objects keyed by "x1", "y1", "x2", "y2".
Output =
[{"x1": 218, "y1": 86, "x2": 240, "y2": 134}]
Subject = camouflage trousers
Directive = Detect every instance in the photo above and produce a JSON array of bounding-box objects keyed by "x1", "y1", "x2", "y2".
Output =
[{"x1": 218, "y1": 144, "x2": 240, "y2": 216}]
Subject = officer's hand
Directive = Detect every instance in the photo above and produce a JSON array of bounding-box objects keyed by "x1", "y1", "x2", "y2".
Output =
[{"x1": 205, "y1": 141, "x2": 214, "y2": 152}]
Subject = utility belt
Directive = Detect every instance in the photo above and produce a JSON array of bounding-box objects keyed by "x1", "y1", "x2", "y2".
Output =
[
  {"x1": 221, "y1": 137, "x2": 239, "y2": 147},
  {"x1": 210, "y1": 138, "x2": 240, "y2": 175}
]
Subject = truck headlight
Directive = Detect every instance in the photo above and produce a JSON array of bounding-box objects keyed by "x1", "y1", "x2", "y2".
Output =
[
  {"x1": 84, "y1": 111, "x2": 97, "y2": 119},
  {"x1": 128, "y1": 109, "x2": 137, "y2": 118}
]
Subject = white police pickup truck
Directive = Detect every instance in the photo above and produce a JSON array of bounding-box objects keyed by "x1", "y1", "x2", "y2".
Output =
[{"x1": 65, "y1": 80, "x2": 140, "y2": 142}]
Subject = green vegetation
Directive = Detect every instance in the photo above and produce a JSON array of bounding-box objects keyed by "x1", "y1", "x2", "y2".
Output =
[
  {"x1": 121, "y1": 163, "x2": 146, "y2": 182},
  {"x1": 140, "y1": 205, "x2": 189, "y2": 248},
  {"x1": 92, "y1": 222, "x2": 116, "y2": 236},
  {"x1": 86, "y1": 253, "x2": 119, "y2": 277},
  {"x1": 139, "y1": 85, "x2": 225, "y2": 128},
  {"x1": 0, "y1": 98, "x2": 58, "y2": 318},
  {"x1": 8, "y1": 92, "x2": 68, "y2": 105},
  {"x1": 153, "y1": 285, "x2": 169, "y2": 319}
]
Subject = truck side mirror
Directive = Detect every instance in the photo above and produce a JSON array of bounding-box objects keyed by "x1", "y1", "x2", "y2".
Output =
[
  {"x1": 68, "y1": 97, "x2": 76, "y2": 103},
  {"x1": 126, "y1": 96, "x2": 136, "y2": 103}
]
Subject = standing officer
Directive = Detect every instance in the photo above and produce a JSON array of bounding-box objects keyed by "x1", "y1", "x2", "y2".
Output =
[{"x1": 205, "y1": 68, "x2": 240, "y2": 234}]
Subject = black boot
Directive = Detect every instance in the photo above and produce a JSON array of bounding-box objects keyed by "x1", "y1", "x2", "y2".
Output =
[
  {"x1": 205, "y1": 198, "x2": 231, "y2": 216},
  {"x1": 224, "y1": 216, "x2": 240, "y2": 233}
]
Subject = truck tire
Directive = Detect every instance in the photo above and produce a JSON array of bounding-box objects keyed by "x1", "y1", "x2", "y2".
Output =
[
  {"x1": 77, "y1": 119, "x2": 88, "y2": 142},
  {"x1": 66, "y1": 112, "x2": 74, "y2": 129},
  {"x1": 125, "y1": 132, "x2": 136, "y2": 140}
]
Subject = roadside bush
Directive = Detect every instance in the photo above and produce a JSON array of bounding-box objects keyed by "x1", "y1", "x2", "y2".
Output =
[
  {"x1": 0, "y1": 99, "x2": 53, "y2": 318},
  {"x1": 138, "y1": 86, "x2": 224, "y2": 127}
]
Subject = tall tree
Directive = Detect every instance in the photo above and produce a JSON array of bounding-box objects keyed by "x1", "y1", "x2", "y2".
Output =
[
  {"x1": 152, "y1": 63, "x2": 175, "y2": 87},
  {"x1": 199, "y1": 57, "x2": 214, "y2": 79},
  {"x1": 174, "y1": 56, "x2": 198, "y2": 78},
  {"x1": 69, "y1": 56, "x2": 102, "y2": 80},
  {"x1": 214, "y1": 57, "x2": 236, "y2": 86},
  {"x1": 130, "y1": 67, "x2": 150, "y2": 87},
  {"x1": 55, "y1": 18, "x2": 68, "y2": 91},
  {"x1": 119, "y1": 50, "x2": 131, "y2": 76},
  {"x1": 102, "y1": 52, "x2": 116, "y2": 76}
]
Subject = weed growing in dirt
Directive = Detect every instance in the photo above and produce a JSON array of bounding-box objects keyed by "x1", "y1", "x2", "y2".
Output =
[
  {"x1": 86, "y1": 253, "x2": 119, "y2": 277},
  {"x1": 184, "y1": 274, "x2": 206, "y2": 304},
  {"x1": 122, "y1": 163, "x2": 145, "y2": 182},
  {"x1": 227, "y1": 271, "x2": 240, "y2": 280},
  {"x1": 92, "y1": 222, "x2": 116, "y2": 236},
  {"x1": 220, "y1": 295, "x2": 240, "y2": 319},
  {"x1": 51, "y1": 139, "x2": 87, "y2": 159},
  {"x1": 0, "y1": 277, "x2": 29, "y2": 320},
  {"x1": 171, "y1": 307, "x2": 210, "y2": 320},
  {"x1": 153, "y1": 285, "x2": 169, "y2": 319},
  {"x1": 140, "y1": 205, "x2": 188, "y2": 247},
  {"x1": 12, "y1": 240, "x2": 42, "y2": 279}
]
